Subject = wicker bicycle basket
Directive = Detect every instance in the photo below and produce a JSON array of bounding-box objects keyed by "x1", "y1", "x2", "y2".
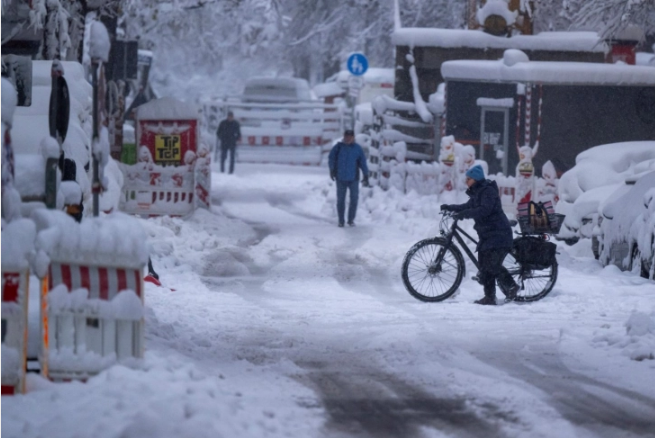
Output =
[{"x1": 518, "y1": 213, "x2": 565, "y2": 235}]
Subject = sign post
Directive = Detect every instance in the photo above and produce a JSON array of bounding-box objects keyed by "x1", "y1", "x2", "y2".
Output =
[{"x1": 346, "y1": 52, "x2": 368, "y2": 131}]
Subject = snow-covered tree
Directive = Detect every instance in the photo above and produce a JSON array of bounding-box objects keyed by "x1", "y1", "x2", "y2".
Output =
[{"x1": 540, "y1": 0, "x2": 655, "y2": 39}]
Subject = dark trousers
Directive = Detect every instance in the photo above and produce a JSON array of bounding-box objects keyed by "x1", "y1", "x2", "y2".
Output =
[
  {"x1": 478, "y1": 248, "x2": 514, "y2": 298},
  {"x1": 336, "y1": 180, "x2": 359, "y2": 224},
  {"x1": 220, "y1": 144, "x2": 236, "y2": 174}
]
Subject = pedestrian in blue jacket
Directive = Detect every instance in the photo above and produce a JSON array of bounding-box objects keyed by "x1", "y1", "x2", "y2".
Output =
[
  {"x1": 440, "y1": 165, "x2": 519, "y2": 305},
  {"x1": 328, "y1": 130, "x2": 369, "y2": 227}
]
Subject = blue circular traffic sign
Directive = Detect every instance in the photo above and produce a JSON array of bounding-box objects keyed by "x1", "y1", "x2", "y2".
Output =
[{"x1": 347, "y1": 52, "x2": 368, "y2": 76}]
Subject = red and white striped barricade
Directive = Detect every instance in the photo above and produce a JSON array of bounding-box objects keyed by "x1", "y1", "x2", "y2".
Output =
[
  {"x1": 1, "y1": 218, "x2": 36, "y2": 395},
  {"x1": 31, "y1": 210, "x2": 149, "y2": 381},
  {"x1": 119, "y1": 97, "x2": 209, "y2": 217},
  {"x1": 212, "y1": 101, "x2": 343, "y2": 166},
  {"x1": 2, "y1": 269, "x2": 30, "y2": 395}
]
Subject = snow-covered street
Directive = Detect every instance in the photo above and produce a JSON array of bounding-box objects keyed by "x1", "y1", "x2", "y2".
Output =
[{"x1": 4, "y1": 162, "x2": 655, "y2": 438}]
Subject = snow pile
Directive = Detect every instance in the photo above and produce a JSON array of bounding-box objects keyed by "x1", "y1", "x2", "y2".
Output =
[
  {"x1": 1, "y1": 344, "x2": 21, "y2": 382},
  {"x1": 503, "y1": 49, "x2": 529, "y2": 66},
  {"x1": 1, "y1": 218, "x2": 37, "y2": 271},
  {"x1": 89, "y1": 20, "x2": 110, "y2": 62},
  {"x1": 427, "y1": 83, "x2": 445, "y2": 114},
  {"x1": 593, "y1": 310, "x2": 655, "y2": 361},
  {"x1": 13, "y1": 154, "x2": 46, "y2": 199},
  {"x1": 31, "y1": 209, "x2": 149, "y2": 269}
]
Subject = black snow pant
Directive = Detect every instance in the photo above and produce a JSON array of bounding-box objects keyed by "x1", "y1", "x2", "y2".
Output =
[
  {"x1": 478, "y1": 248, "x2": 514, "y2": 299},
  {"x1": 220, "y1": 143, "x2": 236, "y2": 174}
]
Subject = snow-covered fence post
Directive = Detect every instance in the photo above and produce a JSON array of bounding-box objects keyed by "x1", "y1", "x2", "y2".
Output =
[{"x1": 90, "y1": 21, "x2": 110, "y2": 217}]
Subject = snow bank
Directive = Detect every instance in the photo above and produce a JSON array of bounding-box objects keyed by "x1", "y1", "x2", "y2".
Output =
[{"x1": 594, "y1": 310, "x2": 655, "y2": 361}]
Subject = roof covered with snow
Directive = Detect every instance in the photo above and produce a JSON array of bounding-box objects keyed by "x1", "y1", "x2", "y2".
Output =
[
  {"x1": 391, "y1": 29, "x2": 607, "y2": 53},
  {"x1": 442, "y1": 54, "x2": 655, "y2": 86},
  {"x1": 136, "y1": 97, "x2": 199, "y2": 120}
]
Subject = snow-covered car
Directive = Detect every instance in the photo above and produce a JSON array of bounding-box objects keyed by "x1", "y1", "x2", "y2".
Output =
[
  {"x1": 556, "y1": 141, "x2": 655, "y2": 245},
  {"x1": 10, "y1": 61, "x2": 92, "y2": 213},
  {"x1": 597, "y1": 171, "x2": 655, "y2": 279},
  {"x1": 242, "y1": 77, "x2": 313, "y2": 104},
  {"x1": 10, "y1": 60, "x2": 122, "y2": 215}
]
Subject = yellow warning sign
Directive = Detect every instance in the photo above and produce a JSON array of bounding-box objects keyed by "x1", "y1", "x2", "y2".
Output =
[{"x1": 155, "y1": 134, "x2": 182, "y2": 163}]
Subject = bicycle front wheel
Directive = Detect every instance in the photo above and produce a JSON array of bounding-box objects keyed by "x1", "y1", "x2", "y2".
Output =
[
  {"x1": 401, "y1": 237, "x2": 465, "y2": 302},
  {"x1": 502, "y1": 252, "x2": 558, "y2": 302}
]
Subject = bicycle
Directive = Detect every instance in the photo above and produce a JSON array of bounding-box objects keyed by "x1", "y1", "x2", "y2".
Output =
[{"x1": 401, "y1": 211, "x2": 562, "y2": 303}]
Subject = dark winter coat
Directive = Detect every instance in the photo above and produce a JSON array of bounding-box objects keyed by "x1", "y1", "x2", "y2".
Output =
[
  {"x1": 328, "y1": 142, "x2": 369, "y2": 182},
  {"x1": 449, "y1": 179, "x2": 513, "y2": 251},
  {"x1": 217, "y1": 119, "x2": 241, "y2": 147}
]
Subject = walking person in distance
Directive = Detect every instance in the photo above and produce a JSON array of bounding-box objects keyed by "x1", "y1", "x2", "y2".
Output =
[
  {"x1": 440, "y1": 165, "x2": 519, "y2": 305},
  {"x1": 328, "y1": 129, "x2": 369, "y2": 227},
  {"x1": 216, "y1": 111, "x2": 241, "y2": 174}
]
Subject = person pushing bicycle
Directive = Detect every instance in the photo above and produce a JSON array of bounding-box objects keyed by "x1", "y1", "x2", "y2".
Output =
[{"x1": 440, "y1": 165, "x2": 519, "y2": 305}]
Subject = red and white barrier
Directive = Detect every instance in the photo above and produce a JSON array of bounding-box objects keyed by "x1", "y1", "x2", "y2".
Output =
[
  {"x1": 237, "y1": 133, "x2": 325, "y2": 166},
  {"x1": 204, "y1": 101, "x2": 343, "y2": 166},
  {"x1": 120, "y1": 97, "x2": 210, "y2": 217},
  {"x1": 31, "y1": 210, "x2": 149, "y2": 381},
  {"x1": 1, "y1": 269, "x2": 29, "y2": 395},
  {"x1": 244, "y1": 135, "x2": 323, "y2": 147},
  {"x1": 44, "y1": 263, "x2": 144, "y2": 380},
  {"x1": 1, "y1": 218, "x2": 36, "y2": 395}
]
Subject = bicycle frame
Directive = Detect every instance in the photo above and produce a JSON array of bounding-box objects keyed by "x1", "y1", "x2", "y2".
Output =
[{"x1": 436, "y1": 213, "x2": 480, "y2": 270}]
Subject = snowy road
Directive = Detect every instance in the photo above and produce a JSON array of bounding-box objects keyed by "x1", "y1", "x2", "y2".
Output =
[{"x1": 4, "y1": 162, "x2": 655, "y2": 438}]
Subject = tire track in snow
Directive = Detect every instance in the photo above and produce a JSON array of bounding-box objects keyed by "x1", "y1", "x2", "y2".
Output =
[{"x1": 473, "y1": 343, "x2": 655, "y2": 437}]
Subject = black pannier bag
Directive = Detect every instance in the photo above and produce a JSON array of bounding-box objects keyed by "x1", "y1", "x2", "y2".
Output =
[{"x1": 513, "y1": 236, "x2": 557, "y2": 269}]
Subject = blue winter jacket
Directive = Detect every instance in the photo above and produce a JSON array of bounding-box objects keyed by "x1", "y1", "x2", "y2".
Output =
[
  {"x1": 449, "y1": 179, "x2": 513, "y2": 251},
  {"x1": 328, "y1": 142, "x2": 369, "y2": 182}
]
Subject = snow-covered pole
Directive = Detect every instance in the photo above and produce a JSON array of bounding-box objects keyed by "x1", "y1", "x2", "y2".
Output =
[
  {"x1": 46, "y1": 60, "x2": 69, "y2": 209},
  {"x1": 89, "y1": 21, "x2": 110, "y2": 216}
]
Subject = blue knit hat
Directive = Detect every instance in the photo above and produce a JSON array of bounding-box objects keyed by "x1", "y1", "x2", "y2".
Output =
[{"x1": 465, "y1": 165, "x2": 485, "y2": 181}]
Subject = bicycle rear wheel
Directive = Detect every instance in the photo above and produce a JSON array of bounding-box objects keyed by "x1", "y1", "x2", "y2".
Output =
[
  {"x1": 401, "y1": 237, "x2": 465, "y2": 302},
  {"x1": 502, "y1": 252, "x2": 558, "y2": 302}
]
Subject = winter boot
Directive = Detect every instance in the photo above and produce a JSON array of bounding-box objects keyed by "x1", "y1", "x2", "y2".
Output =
[{"x1": 474, "y1": 296, "x2": 497, "y2": 306}]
